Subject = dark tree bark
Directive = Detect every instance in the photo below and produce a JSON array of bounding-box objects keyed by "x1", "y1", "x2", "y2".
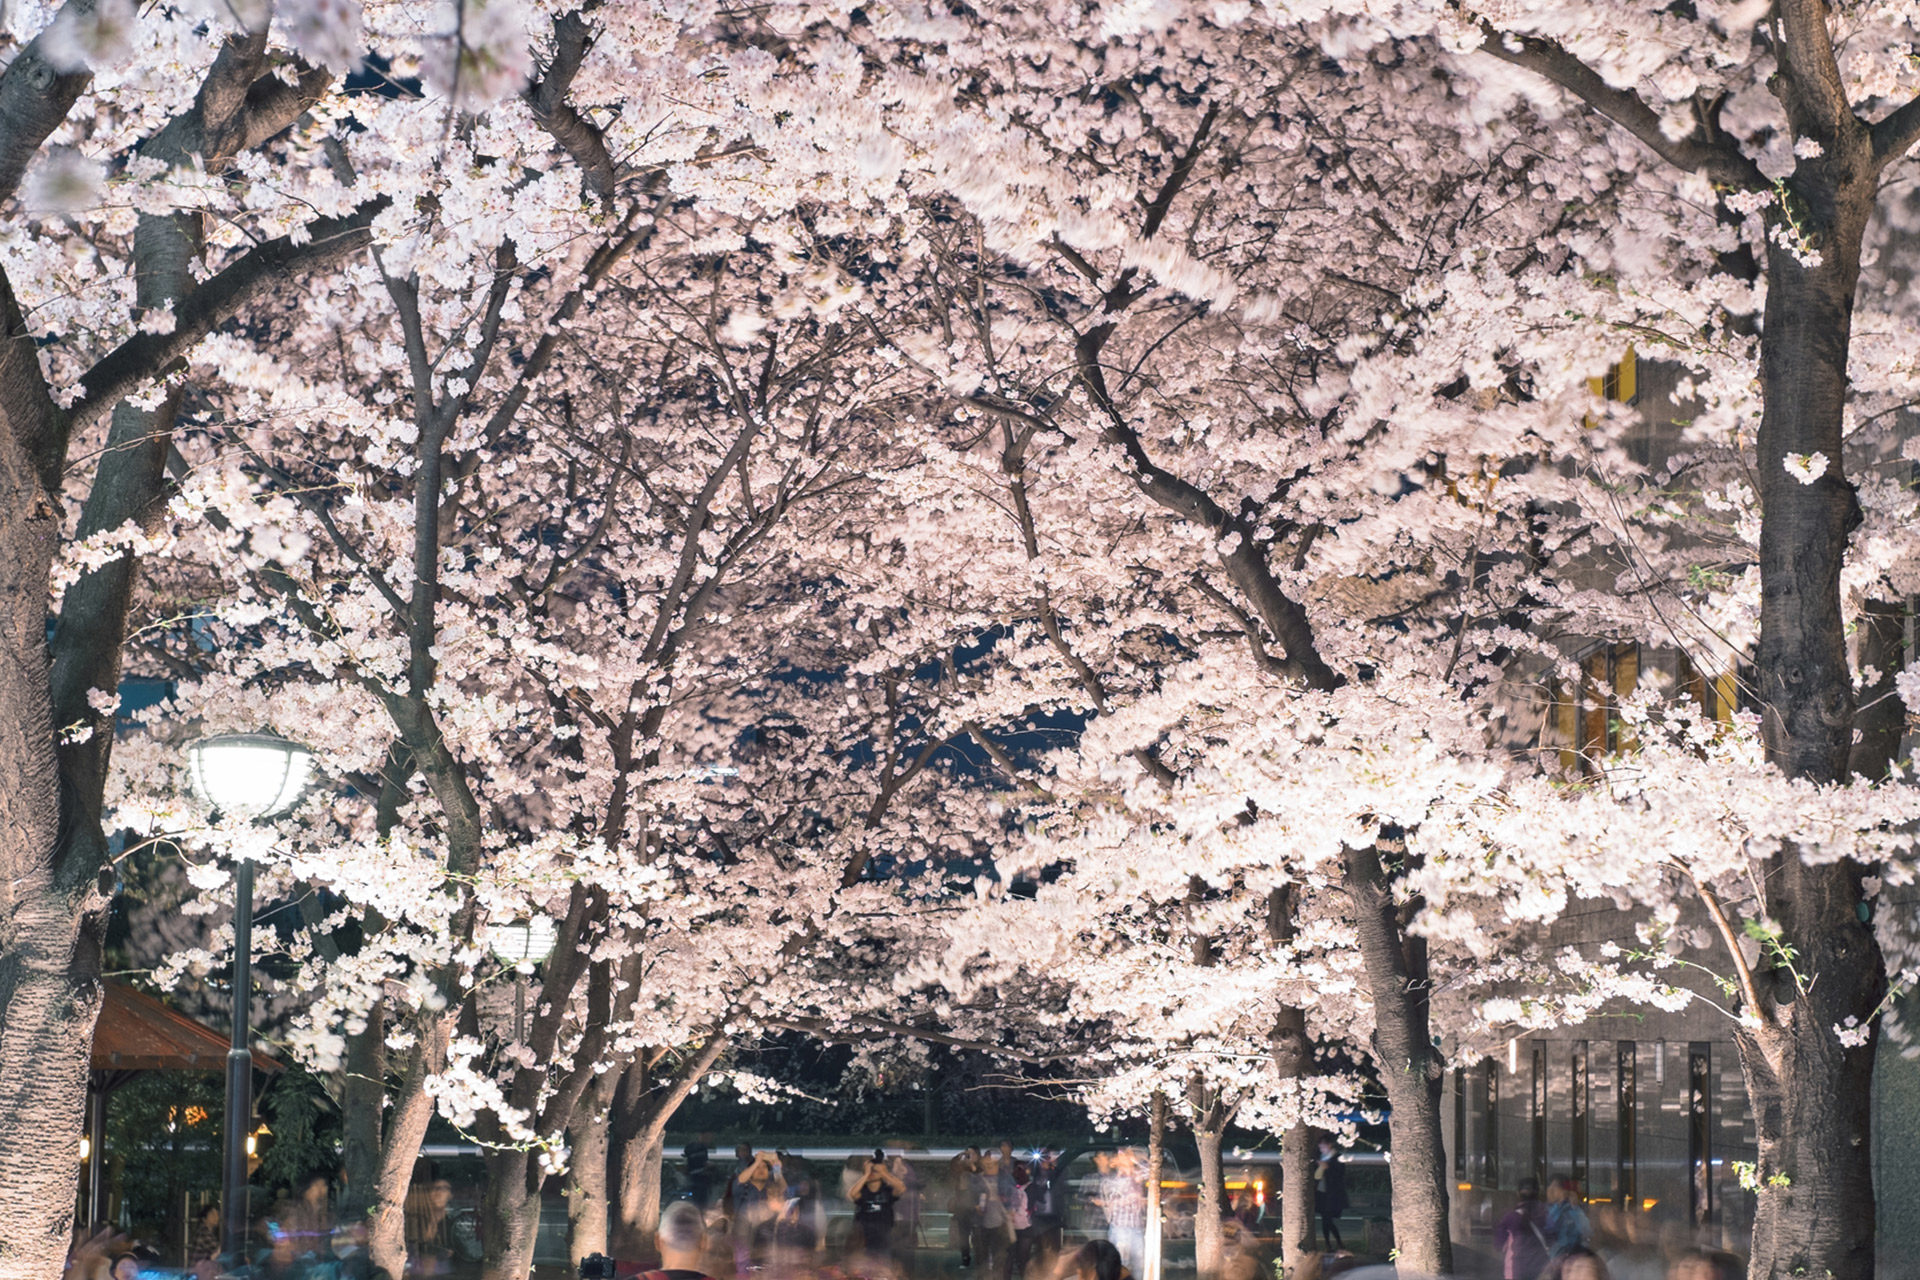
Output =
[
  {"x1": 367, "y1": 1016, "x2": 453, "y2": 1280},
  {"x1": 1343, "y1": 841, "x2": 1450, "y2": 1278},
  {"x1": 1727, "y1": 32, "x2": 1884, "y2": 1280}
]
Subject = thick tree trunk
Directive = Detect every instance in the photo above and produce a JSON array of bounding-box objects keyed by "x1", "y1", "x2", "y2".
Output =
[
  {"x1": 1343, "y1": 842, "x2": 1451, "y2": 1278},
  {"x1": 480, "y1": 1156, "x2": 545, "y2": 1280},
  {"x1": 368, "y1": 1016, "x2": 452, "y2": 1280},
  {"x1": 614, "y1": 1136, "x2": 667, "y2": 1260},
  {"x1": 570, "y1": 1069, "x2": 619, "y2": 1265},
  {"x1": 0, "y1": 865, "x2": 107, "y2": 1280},
  {"x1": 1278, "y1": 1124, "x2": 1313, "y2": 1274},
  {"x1": 1739, "y1": 142, "x2": 1884, "y2": 1280},
  {"x1": 609, "y1": 1036, "x2": 729, "y2": 1257},
  {"x1": 1192, "y1": 1116, "x2": 1226, "y2": 1280},
  {"x1": 1736, "y1": 928, "x2": 1881, "y2": 1280}
]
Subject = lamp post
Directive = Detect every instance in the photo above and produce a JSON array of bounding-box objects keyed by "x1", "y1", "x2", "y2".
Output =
[
  {"x1": 486, "y1": 916, "x2": 560, "y2": 1041},
  {"x1": 186, "y1": 731, "x2": 313, "y2": 1269}
]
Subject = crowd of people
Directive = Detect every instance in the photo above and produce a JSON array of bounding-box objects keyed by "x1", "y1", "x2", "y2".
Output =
[
  {"x1": 688, "y1": 1140, "x2": 1088, "y2": 1280},
  {"x1": 57, "y1": 1144, "x2": 1751, "y2": 1280},
  {"x1": 629, "y1": 1198, "x2": 1135, "y2": 1280}
]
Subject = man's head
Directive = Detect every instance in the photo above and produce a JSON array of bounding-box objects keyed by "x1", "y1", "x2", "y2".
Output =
[
  {"x1": 658, "y1": 1201, "x2": 707, "y2": 1271},
  {"x1": 1517, "y1": 1177, "x2": 1540, "y2": 1201},
  {"x1": 735, "y1": 1143, "x2": 753, "y2": 1163}
]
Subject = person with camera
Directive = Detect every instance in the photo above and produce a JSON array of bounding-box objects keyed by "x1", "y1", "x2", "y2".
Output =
[
  {"x1": 849, "y1": 1148, "x2": 908, "y2": 1259},
  {"x1": 728, "y1": 1149, "x2": 786, "y2": 1276}
]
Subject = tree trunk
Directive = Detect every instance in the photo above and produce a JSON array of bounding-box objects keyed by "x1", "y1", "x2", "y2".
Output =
[
  {"x1": 1192, "y1": 1115, "x2": 1226, "y2": 1280},
  {"x1": 614, "y1": 1136, "x2": 667, "y2": 1260},
  {"x1": 1343, "y1": 841, "x2": 1451, "y2": 1278},
  {"x1": 368, "y1": 1015, "x2": 452, "y2": 1280},
  {"x1": 480, "y1": 1155, "x2": 544, "y2": 1280},
  {"x1": 1265, "y1": 888, "x2": 1314, "y2": 1276},
  {"x1": 1737, "y1": 945, "x2": 1881, "y2": 1280},
  {"x1": 0, "y1": 864, "x2": 107, "y2": 1280},
  {"x1": 569, "y1": 1070, "x2": 619, "y2": 1265},
  {"x1": 1145, "y1": 1091, "x2": 1165, "y2": 1280},
  {"x1": 338, "y1": 1005, "x2": 388, "y2": 1221},
  {"x1": 609, "y1": 1035, "x2": 729, "y2": 1258},
  {"x1": 1739, "y1": 137, "x2": 1884, "y2": 1280}
]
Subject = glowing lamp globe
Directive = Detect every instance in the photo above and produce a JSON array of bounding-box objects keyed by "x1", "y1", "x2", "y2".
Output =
[
  {"x1": 487, "y1": 916, "x2": 560, "y2": 966},
  {"x1": 186, "y1": 732, "x2": 314, "y2": 820}
]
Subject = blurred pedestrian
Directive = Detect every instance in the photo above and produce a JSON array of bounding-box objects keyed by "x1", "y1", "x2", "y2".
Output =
[
  {"x1": 404, "y1": 1179, "x2": 456, "y2": 1277},
  {"x1": 1099, "y1": 1150, "x2": 1146, "y2": 1276},
  {"x1": 949, "y1": 1152, "x2": 979, "y2": 1268},
  {"x1": 187, "y1": 1206, "x2": 220, "y2": 1277},
  {"x1": 1005, "y1": 1160, "x2": 1034, "y2": 1280},
  {"x1": 1545, "y1": 1246, "x2": 1610, "y2": 1280},
  {"x1": 1545, "y1": 1177, "x2": 1592, "y2": 1257},
  {"x1": 1493, "y1": 1178, "x2": 1548, "y2": 1280},
  {"x1": 1064, "y1": 1239, "x2": 1126, "y2": 1280},
  {"x1": 687, "y1": 1142, "x2": 715, "y2": 1209},
  {"x1": 1312, "y1": 1138, "x2": 1347, "y2": 1252},
  {"x1": 975, "y1": 1150, "x2": 1012, "y2": 1279},
  {"x1": 1027, "y1": 1148, "x2": 1066, "y2": 1269}
]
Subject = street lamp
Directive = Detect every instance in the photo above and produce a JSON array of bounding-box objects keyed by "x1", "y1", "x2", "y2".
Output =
[
  {"x1": 486, "y1": 916, "x2": 559, "y2": 1042},
  {"x1": 186, "y1": 731, "x2": 312, "y2": 1269}
]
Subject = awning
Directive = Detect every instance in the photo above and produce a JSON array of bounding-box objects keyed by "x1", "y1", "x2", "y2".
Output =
[{"x1": 91, "y1": 981, "x2": 281, "y2": 1074}]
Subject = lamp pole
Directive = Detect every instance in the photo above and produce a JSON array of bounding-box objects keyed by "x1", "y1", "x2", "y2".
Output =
[
  {"x1": 222, "y1": 854, "x2": 255, "y2": 1266},
  {"x1": 186, "y1": 730, "x2": 314, "y2": 1272}
]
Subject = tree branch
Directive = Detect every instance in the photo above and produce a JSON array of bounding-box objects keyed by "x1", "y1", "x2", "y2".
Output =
[
  {"x1": 69, "y1": 199, "x2": 388, "y2": 434},
  {"x1": 525, "y1": 10, "x2": 616, "y2": 199},
  {"x1": 0, "y1": 2, "x2": 95, "y2": 206},
  {"x1": 1467, "y1": 19, "x2": 1766, "y2": 190}
]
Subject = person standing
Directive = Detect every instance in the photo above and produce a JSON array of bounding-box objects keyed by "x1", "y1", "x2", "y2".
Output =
[
  {"x1": 1311, "y1": 1138, "x2": 1347, "y2": 1252},
  {"x1": 850, "y1": 1149, "x2": 908, "y2": 1259},
  {"x1": 1493, "y1": 1179, "x2": 1549, "y2": 1280},
  {"x1": 729, "y1": 1150, "x2": 786, "y2": 1276},
  {"x1": 1004, "y1": 1161, "x2": 1034, "y2": 1280},
  {"x1": 1545, "y1": 1177, "x2": 1592, "y2": 1258},
  {"x1": 685, "y1": 1142, "x2": 715, "y2": 1209},
  {"x1": 949, "y1": 1152, "x2": 980, "y2": 1268},
  {"x1": 1026, "y1": 1148, "x2": 1067, "y2": 1269},
  {"x1": 975, "y1": 1151, "x2": 1011, "y2": 1280},
  {"x1": 404, "y1": 1180, "x2": 456, "y2": 1277},
  {"x1": 186, "y1": 1206, "x2": 220, "y2": 1279},
  {"x1": 1099, "y1": 1150, "x2": 1146, "y2": 1276}
]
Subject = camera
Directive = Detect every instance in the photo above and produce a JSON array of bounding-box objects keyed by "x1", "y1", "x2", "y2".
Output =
[{"x1": 579, "y1": 1253, "x2": 617, "y2": 1279}]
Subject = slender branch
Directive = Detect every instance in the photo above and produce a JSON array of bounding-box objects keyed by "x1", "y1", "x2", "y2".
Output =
[{"x1": 1690, "y1": 871, "x2": 1769, "y2": 1029}]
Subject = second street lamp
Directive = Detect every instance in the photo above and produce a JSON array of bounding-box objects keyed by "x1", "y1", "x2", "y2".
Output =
[
  {"x1": 186, "y1": 731, "x2": 313, "y2": 1270},
  {"x1": 487, "y1": 916, "x2": 560, "y2": 1042}
]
